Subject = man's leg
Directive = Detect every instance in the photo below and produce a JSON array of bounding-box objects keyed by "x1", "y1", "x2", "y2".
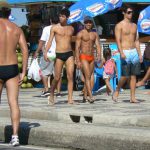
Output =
[
  {"x1": 136, "y1": 67, "x2": 150, "y2": 87},
  {"x1": 65, "y1": 56, "x2": 74, "y2": 104},
  {"x1": 113, "y1": 76, "x2": 127, "y2": 100},
  {"x1": 0, "y1": 79, "x2": 4, "y2": 104},
  {"x1": 49, "y1": 59, "x2": 64, "y2": 105},
  {"x1": 130, "y1": 75, "x2": 138, "y2": 103},
  {"x1": 41, "y1": 76, "x2": 49, "y2": 96},
  {"x1": 57, "y1": 77, "x2": 62, "y2": 93},
  {"x1": 90, "y1": 73, "x2": 94, "y2": 91},
  {"x1": 5, "y1": 76, "x2": 20, "y2": 138},
  {"x1": 81, "y1": 60, "x2": 93, "y2": 101},
  {"x1": 42, "y1": 76, "x2": 48, "y2": 91}
]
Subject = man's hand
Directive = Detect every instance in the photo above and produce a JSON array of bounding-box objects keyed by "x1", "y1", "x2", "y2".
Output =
[
  {"x1": 44, "y1": 52, "x2": 49, "y2": 62},
  {"x1": 19, "y1": 73, "x2": 25, "y2": 86},
  {"x1": 34, "y1": 51, "x2": 38, "y2": 58},
  {"x1": 96, "y1": 55, "x2": 101, "y2": 62},
  {"x1": 120, "y1": 52, "x2": 126, "y2": 59},
  {"x1": 77, "y1": 61, "x2": 82, "y2": 69}
]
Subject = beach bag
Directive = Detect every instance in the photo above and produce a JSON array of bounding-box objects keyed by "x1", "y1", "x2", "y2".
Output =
[
  {"x1": 28, "y1": 58, "x2": 42, "y2": 82},
  {"x1": 144, "y1": 43, "x2": 150, "y2": 61},
  {"x1": 104, "y1": 59, "x2": 115, "y2": 75}
]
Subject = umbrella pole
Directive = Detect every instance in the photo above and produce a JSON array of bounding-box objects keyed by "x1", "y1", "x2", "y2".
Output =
[{"x1": 92, "y1": 17, "x2": 98, "y2": 33}]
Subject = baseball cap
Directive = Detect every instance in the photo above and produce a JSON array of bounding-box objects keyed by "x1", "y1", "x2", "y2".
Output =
[{"x1": 84, "y1": 16, "x2": 93, "y2": 23}]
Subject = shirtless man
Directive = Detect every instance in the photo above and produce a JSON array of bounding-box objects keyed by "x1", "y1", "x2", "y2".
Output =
[
  {"x1": 113, "y1": 4, "x2": 142, "y2": 103},
  {"x1": 44, "y1": 8, "x2": 74, "y2": 105},
  {"x1": 0, "y1": 7, "x2": 28, "y2": 146},
  {"x1": 76, "y1": 16, "x2": 101, "y2": 103}
]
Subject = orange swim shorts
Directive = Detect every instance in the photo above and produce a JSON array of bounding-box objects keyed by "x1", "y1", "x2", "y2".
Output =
[{"x1": 80, "y1": 54, "x2": 94, "y2": 63}]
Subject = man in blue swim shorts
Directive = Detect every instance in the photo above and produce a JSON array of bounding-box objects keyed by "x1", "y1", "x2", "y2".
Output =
[{"x1": 112, "y1": 4, "x2": 143, "y2": 103}]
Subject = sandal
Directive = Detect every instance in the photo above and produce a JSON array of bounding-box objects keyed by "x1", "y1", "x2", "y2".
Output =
[
  {"x1": 87, "y1": 97, "x2": 95, "y2": 104},
  {"x1": 82, "y1": 97, "x2": 87, "y2": 103}
]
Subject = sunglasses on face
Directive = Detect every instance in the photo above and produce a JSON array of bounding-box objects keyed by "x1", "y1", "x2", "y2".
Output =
[
  {"x1": 126, "y1": 11, "x2": 133, "y2": 15},
  {"x1": 84, "y1": 20, "x2": 93, "y2": 24}
]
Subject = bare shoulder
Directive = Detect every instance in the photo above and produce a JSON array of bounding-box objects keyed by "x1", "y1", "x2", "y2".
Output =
[
  {"x1": 68, "y1": 25, "x2": 74, "y2": 32},
  {"x1": 115, "y1": 21, "x2": 123, "y2": 29},
  {"x1": 94, "y1": 31, "x2": 99, "y2": 37},
  {"x1": 132, "y1": 23, "x2": 137, "y2": 28},
  {"x1": 10, "y1": 22, "x2": 23, "y2": 35},
  {"x1": 52, "y1": 24, "x2": 58, "y2": 31},
  {"x1": 77, "y1": 30, "x2": 83, "y2": 37}
]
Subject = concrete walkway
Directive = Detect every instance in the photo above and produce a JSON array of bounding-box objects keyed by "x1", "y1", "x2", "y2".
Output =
[{"x1": 0, "y1": 88, "x2": 150, "y2": 150}]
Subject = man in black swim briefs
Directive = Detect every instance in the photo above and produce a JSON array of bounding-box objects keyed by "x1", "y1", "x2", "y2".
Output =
[
  {"x1": 44, "y1": 8, "x2": 75, "y2": 105},
  {"x1": 0, "y1": 7, "x2": 28, "y2": 146}
]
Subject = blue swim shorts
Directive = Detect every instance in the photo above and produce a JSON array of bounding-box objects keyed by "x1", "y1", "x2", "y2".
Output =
[{"x1": 121, "y1": 48, "x2": 141, "y2": 76}]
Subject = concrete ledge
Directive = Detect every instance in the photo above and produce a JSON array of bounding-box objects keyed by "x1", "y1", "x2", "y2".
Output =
[
  {"x1": 1, "y1": 109, "x2": 150, "y2": 128},
  {"x1": 0, "y1": 118, "x2": 150, "y2": 150}
]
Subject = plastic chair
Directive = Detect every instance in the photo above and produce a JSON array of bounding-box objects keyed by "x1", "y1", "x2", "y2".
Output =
[
  {"x1": 111, "y1": 54, "x2": 121, "y2": 90},
  {"x1": 93, "y1": 67, "x2": 103, "y2": 92}
]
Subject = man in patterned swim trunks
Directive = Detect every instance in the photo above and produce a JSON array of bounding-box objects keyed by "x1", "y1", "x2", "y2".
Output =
[{"x1": 113, "y1": 4, "x2": 143, "y2": 103}]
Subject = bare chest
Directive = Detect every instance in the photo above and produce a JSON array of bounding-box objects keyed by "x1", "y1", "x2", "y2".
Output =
[
  {"x1": 82, "y1": 32, "x2": 96, "y2": 42},
  {"x1": 56, "y1": 27, "x2": 73, "y2": 37},
  {"x1": 122, "y1": 24, "x2": 137, "y2": 36}
]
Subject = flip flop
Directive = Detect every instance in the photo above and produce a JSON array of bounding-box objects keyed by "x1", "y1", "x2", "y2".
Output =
[
  {"x1": 87, "y1": 97, "x2": 95, "y2": 104},
  {"x1": 82, "y1": 97, "x2": 87, "y2": 103}
]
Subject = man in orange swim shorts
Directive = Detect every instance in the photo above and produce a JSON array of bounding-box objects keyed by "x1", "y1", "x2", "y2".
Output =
[{"x1": 75, "y1": 16, "x2": 101, "y2": 103}]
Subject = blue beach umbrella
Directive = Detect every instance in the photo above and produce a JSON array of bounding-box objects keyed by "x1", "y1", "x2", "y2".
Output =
[
  {"x1": 68, "y1": 0, "x2": 122, "y2": 24},
  {"x1": 137, "y1": 6, "x2": 150, "y2": 35}
]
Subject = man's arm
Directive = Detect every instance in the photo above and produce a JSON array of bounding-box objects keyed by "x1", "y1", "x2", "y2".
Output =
[
  {"x1": 135, "y1": 29, "x2": 142, "y2": 63},
  {"x1": 34, "y1": 40, "x2": 45, "y2": 58},
  {"x1": 95, "y1": 33, "x2": 101, "y2": 61},
  {"x1": 75, "y1": 32, "x2": 82, "y2": 68},
  {"x1": 115, "y1": 23, "x2": 125, "y2": 59},
  {"x1": 18, "y1": 28, "x2": 29, "y2": 84},
  {"x1": 44, "y1": 26, "x2": 55, "y2": 61}
]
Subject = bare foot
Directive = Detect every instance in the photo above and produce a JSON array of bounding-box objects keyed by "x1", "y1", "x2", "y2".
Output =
[
  {"x1": 48, "y1": 94, "x2": 55, "y2": 106},
  {"x1": 68, "y1": 100, "x2": 78, "y2": 104},
  {"x1": 143, "y1": 91, "x2": 150, "y2": 95},
  {"x1": 130, "y1": 99, "x2": 140, "y2": 103},
  {"x1": 136, "y1": 81, "x2": 145, "y2": 87},
  {"x1": 112, "y1": 91, "x2": 119, "y2": 102}
]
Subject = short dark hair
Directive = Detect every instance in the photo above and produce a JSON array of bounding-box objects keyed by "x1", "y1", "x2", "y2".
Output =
[
  {"x1": 121, "y1": 4, "x2": 134, "y2": 13},
  {"x1": 59, "y1": 8, "x2": 70, "y2": 18},
  {"x1": 0, "y1": 7, "x2": 11, "y2": 18},
  {"x1": 51, "y1": 16, "x2": 59, "y2": 24},
  {"x1": 103, "y1": 48, "x2": 111, "y2": 60}
]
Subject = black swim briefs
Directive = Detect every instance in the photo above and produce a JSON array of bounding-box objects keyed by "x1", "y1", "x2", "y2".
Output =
[
  {"x1": 0, "y1": 64, "x2": 19, "y2": 82},
  {"x1": 56, "y1": 51, "x2": 73, "y2": 62}
]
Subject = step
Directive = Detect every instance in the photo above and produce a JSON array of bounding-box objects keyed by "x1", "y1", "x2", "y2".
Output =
[
  {"x1": 1, "y1": 108, "x2": 150, "y2": 128},
  {"x1": 0, "y1": 117, "x2": 150, "y2": 150}
]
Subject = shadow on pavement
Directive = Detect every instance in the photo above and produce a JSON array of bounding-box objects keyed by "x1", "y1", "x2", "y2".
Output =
[{"x1": 4, "y1": 122, "x2": 40, "y2": 145}]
